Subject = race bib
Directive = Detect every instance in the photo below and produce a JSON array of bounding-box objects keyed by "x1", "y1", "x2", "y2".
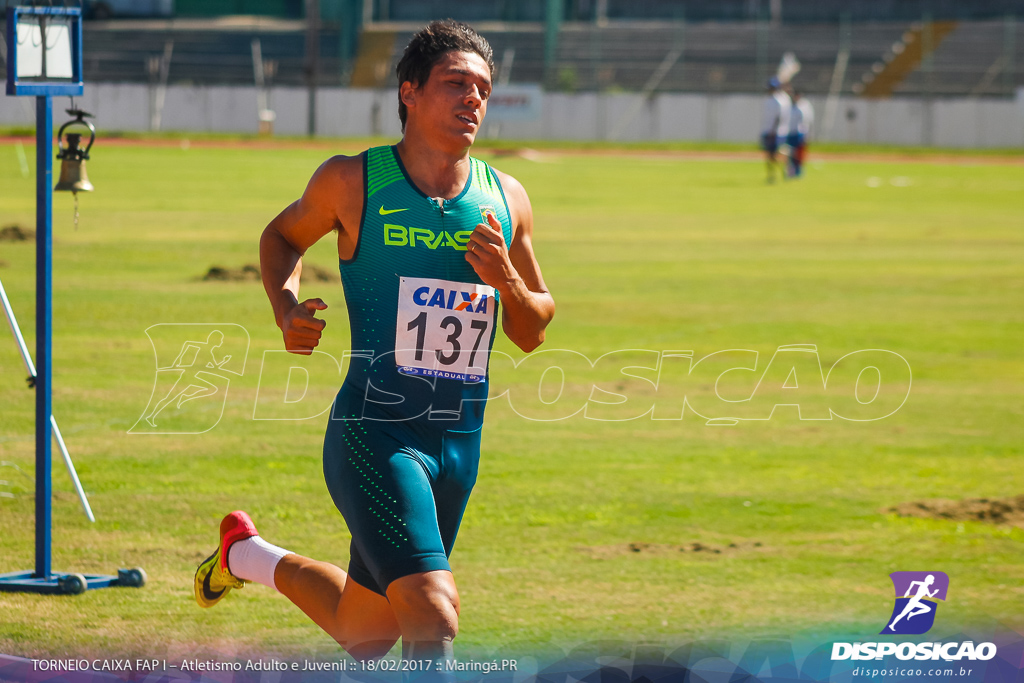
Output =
[{"x1": 395, "y1": 276, "x2": 496, "y2": 383}]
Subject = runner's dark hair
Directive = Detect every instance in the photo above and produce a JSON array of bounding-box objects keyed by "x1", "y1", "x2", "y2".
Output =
[{"x1": 396, "y1": 20, "x2": 494, "y2": 131}]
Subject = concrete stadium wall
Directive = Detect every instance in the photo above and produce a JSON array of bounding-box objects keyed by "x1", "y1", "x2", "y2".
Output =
[{"x1": 2, "y1": 84, "x2": 1023, "y2": 148}]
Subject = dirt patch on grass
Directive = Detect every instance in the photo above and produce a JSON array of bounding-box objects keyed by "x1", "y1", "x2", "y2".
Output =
[
  {"x1": 202, "y1": 264, "x2": 261, "y2": 281},
  {"x1": 301, "y1": 264, "x2": 341, "y2": 283},
  {"x1": 888, "y1": 496, "x2": 1024, "y2": 527},
  {"x1": 0, "y1": 225, "x2": 34, "y2": 241},
  {"x1": 201, "y1": 263, "x2": 339, "y2": 283},
  {"x1": 582, "y1": 540, "x2": 763, "y2": 559}
]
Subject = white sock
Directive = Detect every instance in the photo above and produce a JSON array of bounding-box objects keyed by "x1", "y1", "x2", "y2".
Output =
[{"x1": 227, "y1": 536, "x2": 292, "y2": 591}]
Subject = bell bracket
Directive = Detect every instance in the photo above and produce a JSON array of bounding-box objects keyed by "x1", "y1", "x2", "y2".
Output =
[{"x1": 56, "y1": 109, "x2": 95, "y2": 160}]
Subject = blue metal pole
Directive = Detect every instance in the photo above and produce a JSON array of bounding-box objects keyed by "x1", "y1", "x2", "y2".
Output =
[{"x1": 35, "y1": 95, "x2": 53, "y2": 581}]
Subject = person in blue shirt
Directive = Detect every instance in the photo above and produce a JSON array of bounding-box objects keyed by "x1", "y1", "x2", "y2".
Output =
[{"x1": 786, "y1": 89, "x2": 813, "y2": 178}]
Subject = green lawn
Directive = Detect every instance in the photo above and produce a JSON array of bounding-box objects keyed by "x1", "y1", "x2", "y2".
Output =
[{"x1": 0, "y1": 139, "x2": 1021, "y2": 660}]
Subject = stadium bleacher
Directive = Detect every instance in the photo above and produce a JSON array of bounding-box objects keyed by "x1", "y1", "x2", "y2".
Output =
[
  {"x1": 0, "y1": 8, "x2": 1019, "y2": 97},
  {"x1": 352, "y1": 20, "x2": 1019, "y2": 96},
  {"x1": 75, "y1": 18, "x2": 340, "y2": 87},
  {"x1": 897, "y1": 20, "x2": 1022, "y2": 96}
]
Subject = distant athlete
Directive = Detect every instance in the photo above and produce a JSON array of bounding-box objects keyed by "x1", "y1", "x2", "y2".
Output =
[
  {"x1": 887, "y1": 574, "x2": 939, "y2": 631},
  {"x1": 760, "y1": 77, "x2": 791, "y2": 183},
  {"x1": 192, "y1": 20, "x2": 554, "y2": 670},
  {"x1": 786, "y1": 89, "x2": 813, "y2": 178}
]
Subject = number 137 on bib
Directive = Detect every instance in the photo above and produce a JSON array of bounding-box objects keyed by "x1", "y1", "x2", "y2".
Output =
[{"x1": 395, "y1": 277, "x2": 496, "y2": 383}]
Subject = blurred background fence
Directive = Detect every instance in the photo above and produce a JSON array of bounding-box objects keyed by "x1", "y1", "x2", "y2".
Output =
[{"x1": 1, "y1": 0, "x2": 1022, "y2": 144}]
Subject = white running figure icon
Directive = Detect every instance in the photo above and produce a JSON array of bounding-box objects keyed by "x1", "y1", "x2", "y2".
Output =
[
  {"x1": 143, "y1": 330, "x2": 232, "y2": 427},
  {"x1": 888, "y1": 574, "x2": 939, "y2": 631}
]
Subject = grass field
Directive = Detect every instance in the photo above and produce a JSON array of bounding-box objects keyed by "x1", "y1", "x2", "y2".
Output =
[{"x1": 0, "y1": 138, "x2": 1022, "y2": 661}]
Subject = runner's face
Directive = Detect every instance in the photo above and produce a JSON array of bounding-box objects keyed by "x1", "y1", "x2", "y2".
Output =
[{"x1": 406, "y1": 51, "x2": 491, "y2": 147}]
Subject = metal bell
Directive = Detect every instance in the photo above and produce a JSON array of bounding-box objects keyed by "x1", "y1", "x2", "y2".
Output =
[
  {"x1": 55, "y1": 110, "x2": 96, "y2": 194},
  {"x1": 55, "y1": 134, "x2": 94, "y2": 193}
]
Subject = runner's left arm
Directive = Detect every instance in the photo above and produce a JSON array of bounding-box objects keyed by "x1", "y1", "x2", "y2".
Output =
[{"x1": 466, "y1": 172, "x2": 554, "y2": 352}]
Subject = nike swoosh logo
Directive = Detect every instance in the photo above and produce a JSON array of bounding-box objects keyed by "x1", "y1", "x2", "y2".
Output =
[
  {"x1": 201, "y1": 555, "x2": 225, "y2": 602},
  {"x1": 379, "y1": 206, "x2": 408, "y2": 215}
]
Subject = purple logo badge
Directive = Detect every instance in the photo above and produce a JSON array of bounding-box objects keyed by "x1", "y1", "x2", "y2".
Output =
[{"x1": 881, "y1": 571, "x2": 949, "y2": 635}]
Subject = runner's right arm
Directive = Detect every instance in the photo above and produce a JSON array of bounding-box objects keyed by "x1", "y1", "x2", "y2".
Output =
[{"x1": 260, "y1": 155, "x2": 362, "y2": 355}]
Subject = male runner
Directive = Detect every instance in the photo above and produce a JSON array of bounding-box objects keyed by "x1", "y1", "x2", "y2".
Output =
[{"x1": 192, "y1": 20, "x2": 554, "y2": 667}]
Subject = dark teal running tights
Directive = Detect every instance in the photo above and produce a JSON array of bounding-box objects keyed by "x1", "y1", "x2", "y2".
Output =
[{"x1": 322, "y1": 385, "x2": 481, "y2": 596}]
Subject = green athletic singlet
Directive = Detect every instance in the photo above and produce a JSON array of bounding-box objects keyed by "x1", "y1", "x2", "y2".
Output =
[{"x1": 323, "y1": 145, "x2": 514, "y2": 595}]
